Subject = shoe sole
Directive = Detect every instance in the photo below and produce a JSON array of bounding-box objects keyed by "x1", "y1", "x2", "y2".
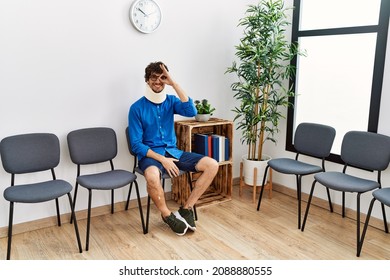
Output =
[
  {"x1": 175, "y1": 227, "x2": 188, "y2": 236},
  {"x1": 162, "y1": 215, "x2": 188, "y2": 236},
  {"x1": 174, "y1": 211, "x2": 196, "y2": 231}
]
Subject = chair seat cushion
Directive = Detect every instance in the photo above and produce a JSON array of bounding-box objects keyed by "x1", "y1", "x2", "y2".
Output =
[
  {"x1": 268, "y1": 158, "x2": 322, "y2": 175},
  {"x1": 134, "y1": 166, "x2": 186, "y2": 179},
  {"x1": 134, "y1": 166, "x2": 144, "y2": 176},
  {"x1": 373, "y1": 188, "x2": 390, "y2": 206},
  {"x1": 3, "y1": 180, "x2": 72, "y2": 203},
  {"x1": 77, "y1": 169, "x2": 136, "y2": 190},
  {"x1": 314, "y1": 171, "x2": 380, "y2": 193}
]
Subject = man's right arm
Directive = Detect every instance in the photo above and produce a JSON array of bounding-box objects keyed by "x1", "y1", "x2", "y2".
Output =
[{"x1": 128, "y1": 105, "x2": 149, "y2": 158}]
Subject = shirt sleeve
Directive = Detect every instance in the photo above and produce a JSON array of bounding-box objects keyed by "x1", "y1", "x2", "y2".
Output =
[
  {"x1": 173, "y1": 96, "x2": 197, "y2": 117},
  {"x1": 128, "y1": 104, "x2": 150, "y2": 159}
]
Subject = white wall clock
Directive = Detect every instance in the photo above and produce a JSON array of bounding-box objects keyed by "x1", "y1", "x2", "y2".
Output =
[{"x1": 129, "y1": 0, "x2": 162, "y2": 34}]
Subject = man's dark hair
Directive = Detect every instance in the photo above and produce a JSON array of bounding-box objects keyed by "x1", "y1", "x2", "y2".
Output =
[{"x1": 144, "y1": 61, "x2": 169, "y2": 82}]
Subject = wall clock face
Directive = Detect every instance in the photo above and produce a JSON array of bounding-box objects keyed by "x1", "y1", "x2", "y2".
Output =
[{"x1": 130, "y1": 0, "x2": 162, "y2": 34}]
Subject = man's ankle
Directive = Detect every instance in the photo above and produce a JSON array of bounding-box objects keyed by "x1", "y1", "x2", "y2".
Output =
[{"x1": 162, "y1": 211, "x2": 171, "y2": 219}]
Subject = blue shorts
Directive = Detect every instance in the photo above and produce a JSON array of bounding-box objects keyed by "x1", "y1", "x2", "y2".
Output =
[{"x1": 138, "y1": 151, "x2": 205, "y2": 174}]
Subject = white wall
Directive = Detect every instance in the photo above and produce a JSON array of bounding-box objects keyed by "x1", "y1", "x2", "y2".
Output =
[
  {"x1": 0, "y1": 0, "x2": 254, "y2": 227},
  {"x1": 0, "y1": 0, "x2": 389, "y2": 229}
]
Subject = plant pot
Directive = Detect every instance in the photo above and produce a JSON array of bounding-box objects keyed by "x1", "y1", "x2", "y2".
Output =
[
  {"x1": 242, "y1": 154, "x2": 271, "y2": 186},
  {"x1": 195, "y1": 114, "x2": 210, "y2": 122}
]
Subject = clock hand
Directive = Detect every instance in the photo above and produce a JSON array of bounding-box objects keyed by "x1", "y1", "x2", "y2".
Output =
[
  {"x1": 147, "y1": 11, "x2": 157, "y2": 16},
  {"x1": 137, "y1": 8, "x2": 147, "y2": 17}
]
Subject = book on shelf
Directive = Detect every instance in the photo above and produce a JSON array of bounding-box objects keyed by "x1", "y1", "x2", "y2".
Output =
[
  {"x1": 224, "y1": 136, "x2": 229, "y2": 161},
  {"x1": 211, "y1": 134, "x2": 219, "y2": 162},
  {"x1": 207, "y1": 134, "x2": 212, "y2": 158},
  {"x1": 193, "y1": 133, "x2": 209, "y2": 156},
  {"x1": 193, "y1": 133, "x2": 229, "y2": 162}
]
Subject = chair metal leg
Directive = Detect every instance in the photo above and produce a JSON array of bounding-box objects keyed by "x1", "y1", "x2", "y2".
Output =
[
  {"x1": 145, "y1": 195, "x2": 151, "y2": 234},
  {"x1": 125, "y1": 182, "x2": 133, "y2": 210},
  {"x1": 67, "y1": 193, "x2": 83, "y2": 253},
  {"x1": 356, "y1": 193, "x2": 362, "y2": 256},
  {"x1": 256, "y1": 165, "x2": 270, "y2": 211},
  {"x1": 301, "y1": 180, "x2": 317, "y2": 231},
  {"x1": 342, "y1": 191, "x2": 346, "y2": 217},
  {"x1": 187, "y1": 172, "x2": 198, "y2": 220},
  {"x1": 193, "y1": 206, "x2": 198, "y2": 221},
  {"x1": 70, "y1": 183, "x2": 79, "y2": 224},
  {"x1": 86, "y1": 189, "x2": 92, "y2": 251},
  {"x1": 124, "y1": 180, "x2": 146, "y2": 233},
  {"x1": 325, "y1": 187, "x2": 333, "y2": 212},
  {"x1": 6, "y1": 202, "x2": 14, "y2": 260},
  {"x1": 133, "y1": 180, "x2": 146, "y2": 233},
  {"x1": 380, "y1": 202, "x2": 389, "y2": 233},
  {"x1": 297, "y1": 175, "x2": 303, "y2": 229},
  {"x1": 111, "y1": 189, "x2": 114, "y2": 214},
  {"x1": 358, "y1": 197, "x2": 376, "y2": 257},
  {"x1": 55, "y1": 198, "x2": 61, "y2": 226}
]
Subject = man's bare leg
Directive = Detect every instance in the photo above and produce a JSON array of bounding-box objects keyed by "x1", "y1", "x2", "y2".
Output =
[
  {"x1": 184, "y1": 157, "x2": 219, "y2": 209},
  {"x1": 144, "y1": 166, "x2": 188, "y2": 235},
  {"x1": 144, "y1": 166, "x2": 171, "y2": 217}
]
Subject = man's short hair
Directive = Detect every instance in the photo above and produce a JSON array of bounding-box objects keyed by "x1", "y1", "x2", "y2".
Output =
[{"x1": 144, "y1": 61, "x2": 169, "y2": 82}]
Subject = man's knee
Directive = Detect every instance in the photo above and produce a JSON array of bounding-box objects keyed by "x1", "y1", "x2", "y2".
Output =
[
  {"x1": 198, "y1": 157, "x2": 219, "y2": 175},
  {"x1": 208, "y1": 158, "x2": 219, "y2": 175},
  {"x1": 144, "y1": 166, "x2": 162, "y2": 187}
]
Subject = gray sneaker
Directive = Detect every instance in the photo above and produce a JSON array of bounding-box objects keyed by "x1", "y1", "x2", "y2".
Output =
[
  {"x1": 162, "y1": 213, "x2": 188, "y2": 236},
  {"x1": 176, "y1": 206, "x2": 196, "y2": 231}
]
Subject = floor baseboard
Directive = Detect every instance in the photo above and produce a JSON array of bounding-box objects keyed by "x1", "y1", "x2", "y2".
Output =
[{"x1": 0, "y1": 179, "x2": 386, "y2": 238}]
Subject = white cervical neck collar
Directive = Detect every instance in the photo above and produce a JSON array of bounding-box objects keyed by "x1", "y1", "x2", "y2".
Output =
[{"x1": 144, "y1": 84, "x2": 166, "y2": 104}]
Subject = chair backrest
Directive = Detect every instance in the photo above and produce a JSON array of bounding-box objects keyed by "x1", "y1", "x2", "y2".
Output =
[
  {"x1": 294, "y1": 122, "x2": 336, "y2": 158},
  {"x1": 0, "y1": 133, "x2": 60, "y2": 174},
  {"x1": 67, "y1": 127, "x2": 117, "y2": 165},
  {"x1": 125, "y1": 126, "x2": 136, "y2": 157},
  {"x1": 341, "y1": 131, "x2": 390, "y2": 171},
  {"x1": 125, "y1": 126, "x2": 139, "y2": 174}
]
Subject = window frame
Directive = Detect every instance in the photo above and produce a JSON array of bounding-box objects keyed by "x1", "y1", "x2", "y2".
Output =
[{"x1": 286, "y1": 0, "x2": 390, "y2": 164}]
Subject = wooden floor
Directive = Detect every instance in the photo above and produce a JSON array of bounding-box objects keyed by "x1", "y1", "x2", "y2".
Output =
[{"x1": 0, "y1": 185, "x2": 389, "y2": 260}]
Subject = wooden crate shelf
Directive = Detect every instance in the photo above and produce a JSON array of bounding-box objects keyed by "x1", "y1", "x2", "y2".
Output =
[{"x1": 172, "y1": 118, "x2": 233, "y2": 207}]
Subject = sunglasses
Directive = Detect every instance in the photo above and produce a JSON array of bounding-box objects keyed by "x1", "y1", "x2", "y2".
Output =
[{"x1": 150, "y1": 74, "x2": 167, "y2": 81}]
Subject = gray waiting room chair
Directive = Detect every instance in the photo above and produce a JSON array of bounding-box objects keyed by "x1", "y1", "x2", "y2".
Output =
[
  {"x1": 257, "y1": 122, "x2": 336, "y2": 229},
  {"x1": 125, "y1": 126, "x2": 197, "y2": 234},
  {"x1": 301, "y1": 131, "x2": 390, "y2": 256},
  {"x1": 0, "y1": 133, "x2": 82, "y2": 260},
  {"x1": 67, "y1": 127, "x2": 145, "y2": 251},
  {"x1": 358, "y1": 187, "x2": 390, "y2": 256}
]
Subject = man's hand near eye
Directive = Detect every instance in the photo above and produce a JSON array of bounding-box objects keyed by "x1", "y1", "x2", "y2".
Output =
[{"x1": 160, "y1": 64, "x2": 174, "y2": 86}]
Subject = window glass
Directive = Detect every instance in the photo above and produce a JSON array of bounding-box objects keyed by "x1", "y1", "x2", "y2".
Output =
[
  {"x1": 294, "y1": 33, "x2": 377, "y2": 154},
  {"x1": 300, "y1": 0, "x2": 381, "y2": 30}
]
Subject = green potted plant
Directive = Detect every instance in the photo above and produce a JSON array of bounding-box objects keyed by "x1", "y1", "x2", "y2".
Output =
[
  {"x1": 226, "y1": 0, "x2": 302, "y2": 185},
  {"x1": 194, "y1": 99, "x2": 216, "y2": 122}
]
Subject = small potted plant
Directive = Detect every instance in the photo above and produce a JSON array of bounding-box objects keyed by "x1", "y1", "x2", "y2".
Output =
[{"x1": 194, "y1": 99, "x2": 215, "y2": 122}]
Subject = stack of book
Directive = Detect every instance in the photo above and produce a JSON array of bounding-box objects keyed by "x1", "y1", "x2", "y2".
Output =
[{"x1": 193, "y1": 133, "x2": 229, "y2": 162}]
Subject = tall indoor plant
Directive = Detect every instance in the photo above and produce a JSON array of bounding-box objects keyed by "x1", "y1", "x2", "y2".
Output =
[{"x1": 226, "y1": 0, "x2": 301, "y2": 184}]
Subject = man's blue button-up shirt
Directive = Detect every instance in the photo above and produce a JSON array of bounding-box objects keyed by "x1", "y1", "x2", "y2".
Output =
[{"x1": 128, "y1": 95, "x2": 197, "y2": 161}]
